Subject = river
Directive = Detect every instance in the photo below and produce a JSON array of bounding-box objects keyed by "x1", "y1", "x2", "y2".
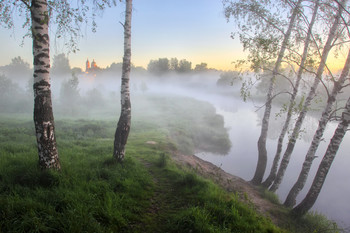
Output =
[
  {"x1": 79, "y1": 74, "x2": 350, "y2": 228},
  {"x1": 192, "y1": 90, "x2": 350, "y2": 230}
]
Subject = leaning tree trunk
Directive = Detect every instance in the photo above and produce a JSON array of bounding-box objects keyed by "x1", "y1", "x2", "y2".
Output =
[
  {"x1": 292, "y1": 96, "x2": 350, "y2": 216},
  {"x1": 284, "y1": 48, "x2": 350, "y2": 207},
  {"x1": 262, "y1": 0, "x2": 319, "y2": 188},
  {"x1": 31, "y1": 0, "x2": 60, "y2": 170},
  {"x1": 251, "y1": 0, "x2": 303, "y2": 185},
  {"x1": 269, "y1": 1, "x2": 344, "y2": 192},
  {"x1": 113, "y1": 0, "x2": 132, "y2": 162}
]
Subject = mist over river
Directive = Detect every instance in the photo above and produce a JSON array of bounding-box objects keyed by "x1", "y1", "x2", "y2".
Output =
[
  {"x1": 145, "y1": 79, "x2": 350, "y2": 230},
  {"x1": 21, "y1": 70, "x2": 349, "y2": 229},
  {"x1": 198, "y1": 99, "x2": 350, "y2": 228}
]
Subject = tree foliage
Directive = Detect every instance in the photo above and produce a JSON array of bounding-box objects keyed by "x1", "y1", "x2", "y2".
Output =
[
  {"x1": 147, "y1": 58, "x2": 170, "y2": 75},
  {"x1": 60, "y1": 74, "x2": 80, "y2": 104},
  {"x1": 223, "y1": 0, "x2": 288, "y2": 70},
  {"x1": 0, "y1": 56, "x2": 32, "y2": 82},
  {"x1": 0, "y1": 74, "x2": 32, "y2": 112},
  {"x1": 224, "y1": 0, "x2": 350, "y2": 215},
  {"x1": 178, "y1": 59, "x2": 192, "y2": 73},
  {"x1": 216, "y1": 71, "x2": 241, "y2": 87},
  {"x1": 147, "y1": 57, "x2": 204, "y2": 75},
  {"x1": 0, "y1": 0, "x2": 117, "y2": 52},
  {"x1": 51, "y1": 53, "x2": 71, "y2": 76},
  {"x1": 194, "y1": 62, "x2": 208, "y2": 72}
]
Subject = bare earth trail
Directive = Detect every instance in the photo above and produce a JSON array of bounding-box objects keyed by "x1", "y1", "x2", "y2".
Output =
[
  {"x1": 140, "y1": 146, "x2": 288, "y2": 229},
  {"x1": 170, "y1": 152, "x2": 287, "y2": 226},
  {"x1": 139, "y1": 158, "x2": 182, "y2": 232}
]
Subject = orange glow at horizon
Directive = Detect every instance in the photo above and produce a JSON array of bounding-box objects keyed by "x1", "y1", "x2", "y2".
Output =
[
  {"x1": 325, "y1": 56, "x2": 347, "y2": 74},
  {"x1": 68, "y1": 46, "x2": 347, "y2": 74},
  {"x1": 69, "y1": 52, "x2": 245, "y2": 72},
  {"x1": 68, "y1": 51, "x2": 347, "y2": 73}
]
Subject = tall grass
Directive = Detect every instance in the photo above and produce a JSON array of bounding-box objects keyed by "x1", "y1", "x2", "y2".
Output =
[
  {"x1": 137, "y1": 152, "x2": 282, "y2": 233},
  {"x1": 0, "y1": 119, "x2": 154, "y2": 232},
  {"x1": 0, "y1": 95, "x2": 341, "y2": 232}
]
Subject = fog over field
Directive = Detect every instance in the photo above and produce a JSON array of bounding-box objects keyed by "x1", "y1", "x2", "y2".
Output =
[
  {"x1": 2, "y1": 1, "x2": 350, "y2": 232},
  {"x1": 1, "y1": 55, "x2": 350, "y2": 229}
]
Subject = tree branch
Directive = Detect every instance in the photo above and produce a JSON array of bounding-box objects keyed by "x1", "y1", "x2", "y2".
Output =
[
  {"x1": 255, "y1": 91, "x2": 293, "y2": 112},
  {"x1": 262, "y1": 65, "x2": 296, "y2": 90},
  {"x1": 333, "y1": 0, "x2": 350, "y2": 17},
  {"x1": 341, "y1": 82, "x2": 350, "y2": 89},
  {"x1": 339, "y1": 14, "x2": 350, "y2": 39},
  {"x1": 20, "y1": 0, "x2": 31, "y2": 9},
  {"x1": 287, "y1": 57, "x2": 318, "y2": 76},
  {"x1": 332, "y1": 39, "x2": 350, "y2": 46},
  {"x1": 247, "y1": 1, "x2": 286, "y2": 36},
  {"x1": 285, "y1": 46, "x2": 303, "y2": 60},
  {"x1": 318, "y1": 75, "x2": 331, "y2": 99}
]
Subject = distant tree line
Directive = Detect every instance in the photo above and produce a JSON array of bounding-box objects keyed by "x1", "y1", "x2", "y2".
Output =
[
  {"x1": 9, "y1": 53, "x2": 215, "y2": 78},
  {"x1": 147, "y1": 57, "x2": 214, "y2": 76}
]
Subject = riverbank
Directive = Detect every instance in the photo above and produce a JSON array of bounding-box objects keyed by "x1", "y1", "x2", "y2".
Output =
[
  {"x1": 0, "y1": 95, "x2": 341, "y2": 232},
  {"x1": 171, "y1": 152, "x2": 343, "y2": 232}
]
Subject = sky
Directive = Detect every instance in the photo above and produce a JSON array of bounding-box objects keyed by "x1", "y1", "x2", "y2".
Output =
[{"x1": 0, "y1": 0, "x2": 245, "y2": 71}]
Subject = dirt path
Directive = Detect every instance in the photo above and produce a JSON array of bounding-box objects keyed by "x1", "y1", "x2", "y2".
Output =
[
  {"x1": 171, "y1": 152, "x2": 288, "y2": 226},
  {"x1": 142, "y1": 160, "x2": 161, "y2": 216},
  {"x1": 140, "y1": 158, "x2": 179, "y2": 233}
]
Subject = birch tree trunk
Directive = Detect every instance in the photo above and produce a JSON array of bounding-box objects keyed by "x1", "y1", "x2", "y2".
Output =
[
  {"x1": 292, "y1": 97, "x2": 350, "y2": 216},
  {"x1": 262, "y1": 0, "x2": 319, "y2": 188},
  {"x1": 269, "y1": 1, "x2": 345, "y2": 192},
  {"x1": 251, "y1": 0, "x2": 303, "y2": 185},
  {"x1": 31, "y1": 0, "x2": 60, "y2": 170},
  {"x1": 113, "y1": 0, "x2": 132, "y2": 162},
  {"x1": 284, "y1": 48, "x2": 350, "y2": 207}
]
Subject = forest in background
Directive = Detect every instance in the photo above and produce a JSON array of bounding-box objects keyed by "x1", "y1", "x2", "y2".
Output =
[{"x1": 1, "y1": 0, "x2": 350, "y2": 231}]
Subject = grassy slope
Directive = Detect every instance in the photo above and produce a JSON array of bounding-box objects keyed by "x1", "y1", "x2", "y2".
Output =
[{"x1": 0, "y1": 95, "x2": 340, "y2": 233}]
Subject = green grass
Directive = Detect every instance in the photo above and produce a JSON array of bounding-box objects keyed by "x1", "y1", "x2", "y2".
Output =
[
  {"x1": 153, "y1": 164, "x2": 281, "y2": 233},
  {"x1": 0, "y1": 120, "x2": 154, "y2": 232},
  {"x1": 280, "y1": 211, "x2": 343, "y2": 233},
  {"x1": 0, "y1": 115, "x2": 277, "y2": 233},
  {"x1": 0, "y1": 95, "x2": 342, "y2": 233},
  {"x1": 259, "y1": 187, "x2": 281, "y2": 205}
]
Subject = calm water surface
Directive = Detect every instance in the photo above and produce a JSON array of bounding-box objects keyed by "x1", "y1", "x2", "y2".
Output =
[
  {"x1": 194, "y1": 93, "x2": 350, "y2": 229},
  {"x1": 84, "y1": 76, "x2": 349, "y2": 229}
]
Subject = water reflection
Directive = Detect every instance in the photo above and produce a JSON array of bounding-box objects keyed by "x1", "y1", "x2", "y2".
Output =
[
  {"x1": 196, "y1": 97, "x2": 350, "y2": 228},
  {"x1": 143, "y1": 79, "x2": 349, "y2": 228}
]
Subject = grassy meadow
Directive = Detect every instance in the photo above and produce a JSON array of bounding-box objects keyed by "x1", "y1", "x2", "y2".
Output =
[{"x1": 0, "y1": 94, "x2": 341, "y2": 232}]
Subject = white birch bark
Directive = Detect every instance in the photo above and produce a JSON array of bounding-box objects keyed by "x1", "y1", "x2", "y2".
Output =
[
  {"x1": 262, "y1": 0, "x2": 319, "y2": 188},
  {"x1": 31, "y1": 0, "x2": 60, "y2": 169},
  {"x1": 113, "y1": 0, "x2": 132, "y2": 162},
  {"x1": 251, "y1": 0, "x2": 303, "y2": 185},
  {"x1": 284, "y1": 48, "x2": 350, "y2": 207},
  {"x1": 292, "y1": 96, "x2": 350, "y2": 216},
  {"x1": 269, "y1": 0, "x2": 346, "y2": 192}
]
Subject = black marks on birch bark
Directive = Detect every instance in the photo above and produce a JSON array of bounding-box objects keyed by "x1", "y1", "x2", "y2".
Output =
[
  {"x1": 31, "y1": 0, "x2": 60, "y2": 170},
  {"x1": 113, "y1": 0, "x2": 133, "y2": 162}
]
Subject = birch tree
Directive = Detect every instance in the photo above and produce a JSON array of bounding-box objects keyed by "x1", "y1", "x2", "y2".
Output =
[
  {"x1": 113, "y1": 0, "x2": 132, "y2": 162},
  {"x1": 262, "y1": 0, "x2": 320, "y2": 188},
  {"x1": 292, "y1": 95, "x2": 350, "y2": 216},
  {"x1": 284, "y1": 47, "x2": 350, "y2": 207},
  {"x1": 252, "y1": 0, "x2": 303, "y2": 185},
  {"x1": 0, "y1": 0, "x2": 63, "y2": 169},
  {"x1": 30, "y1": 0, "x2": 61, "y2": 169},
  {"x1": 224, "y1": 0, "x2": 304, "y2": 185},
  {"x1": 0, "y1": 0, "x2": 116, "y2": 169},
  {"x1": 269, "y1": 0, "x2": 346, "y2": 192}
]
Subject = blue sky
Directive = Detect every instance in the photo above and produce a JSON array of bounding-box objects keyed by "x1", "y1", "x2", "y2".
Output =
[{"x1": 0, "y1": 0, "x2": 245, "y2": 71}]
